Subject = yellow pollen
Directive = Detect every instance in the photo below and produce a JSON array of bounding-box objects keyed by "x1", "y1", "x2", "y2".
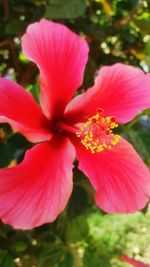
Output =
[{"x1": 76, "y1": 111, "x2": 120, "y2": 154}]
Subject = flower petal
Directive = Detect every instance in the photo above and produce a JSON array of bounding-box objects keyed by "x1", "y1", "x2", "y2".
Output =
[
  {"x1": 22, "y1": 19, "x2": 89, "y2": 119},
  {"x1": 65, "y1": 64, "x2": 150, "y2": 124},
  {"x1": 0, "y1": 137, "x2": 75, "y2": 229},
  {"x1": 73, "y1": 137, "x2": 150, "y2": 213},
  {"x1": 122, "y1": 255, "x2": 150, "y2": 267},
  {"x1": 0, "y1": 78, "x2": 51, "y2": 143}
]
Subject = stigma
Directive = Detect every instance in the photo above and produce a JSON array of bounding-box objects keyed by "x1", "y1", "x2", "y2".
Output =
[{"x1": 76, "y1": 109, "x2": 120, "y2": 153}]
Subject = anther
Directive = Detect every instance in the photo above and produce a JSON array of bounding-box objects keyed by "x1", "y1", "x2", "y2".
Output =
[{"x1": 76, "y1": 110, "x2": 120, "y2": 154}]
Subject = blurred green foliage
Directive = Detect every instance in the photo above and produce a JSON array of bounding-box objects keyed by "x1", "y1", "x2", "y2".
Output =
[{"x1": 0, "y1": 0, "x2": 150, "y2": 266}]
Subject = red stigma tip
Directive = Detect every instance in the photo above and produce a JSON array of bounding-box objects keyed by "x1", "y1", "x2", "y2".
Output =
[
  {"x1": 105, "y1": 129, "x2": 110, "y2": 135},
  {"x1": 110, "y1": 117, "x2": 116, "y2": 122},
  {"x1": 97, "y1": 108, "x2": 103, "y2": 114},
  {"x1": 91, "y1": 118, "x2": 97, "y2": 123}
]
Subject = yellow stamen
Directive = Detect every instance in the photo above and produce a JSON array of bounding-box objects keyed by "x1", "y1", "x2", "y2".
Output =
[{"x1": 76, "y1": 110, "x2": 120, "y2": 154}]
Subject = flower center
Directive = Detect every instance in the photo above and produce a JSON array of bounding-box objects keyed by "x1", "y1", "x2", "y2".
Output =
[
  {"x1": 51, "y1": 120, "x2": 78, "y2": 135},
  {"x1": 76, "y1": 109, "x2": 120, "y2": 153}
]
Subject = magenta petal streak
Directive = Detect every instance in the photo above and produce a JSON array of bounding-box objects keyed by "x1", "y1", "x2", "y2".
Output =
[
  {"x1": 0, "y1": 138, "x2": 75, "y2": 229},
  {"x1": 0, "y1": 78, "x2": 51, "y2": 143},
  {"x1": 22, "y1": 19, "x2": 89, "y2": 119},
  {"x1": 65, "y1": 64, "x2": 150, "y2": 124},
  {"x1": 72, "y1": 137, "x2": 150, "y2": 213},
  {"x1": 122, "y1": 255, "x2": 150, "y2": 267}
]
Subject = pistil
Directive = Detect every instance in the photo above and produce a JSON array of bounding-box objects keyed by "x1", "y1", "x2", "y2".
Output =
[{"x1": 76, "y1": 109, "x2": 120, "y2": 153}]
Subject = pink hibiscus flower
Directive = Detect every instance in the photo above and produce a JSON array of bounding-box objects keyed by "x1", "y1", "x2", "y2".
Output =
[
  {"x1": 0, "y1": 19, "x2": 150, "y2": 230},
  {"x1": 122, "y1": 255, "x2": 150, "y2": 267}
]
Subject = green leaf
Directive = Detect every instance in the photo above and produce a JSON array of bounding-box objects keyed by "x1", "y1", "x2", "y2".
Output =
[
  {"x1": 144, "y1": 40, "x2": 150, "y2": 55},
  {"x1": 136, "y1": 13, "x2": 150, "y2": 33},
  {"x1": 66, "y1": 215, "x2": 89, "y2": 242},
  {"x1": 83, "y1": 250, "x2": 111, "y2": 267},
  {"x1": 38, "y1": 244, "x2": 73, "y2": 267},
  {"x1": 25, "y1": 84, "x2": 39, "y2": 102},
  {"x1": 45, "y1": 0, "x2": 87, "y2": 19},
  {"x1": 68, "y1": 184, "x2": 89, "y2": 217},
  {"x1": 58, "y1": 251, "x2": 73, "y2": 267},
  {"x1": 0, "y1": 251, "x2": 15, "y2": 267},
  {"x1": 0, "y1": 142, "x2": 15, "y2": 168},
  {"x1": 19, "y1": 53, "x2": 29, "y2": 64},
  {"x1": 144, "y1": 40, "x2": 150, "y2": 69},
  {"x1": 12, "y1": 241, "x2": 28, "y2": 252},
  {"x1": 5, "y1": 19, "x2": 26, "y2": 35},
  {"x1": 127, "y1": 129, "x2": 150, "y2": 163}
]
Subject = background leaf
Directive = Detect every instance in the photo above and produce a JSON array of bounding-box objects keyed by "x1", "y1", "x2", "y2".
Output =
[{"x1": 45, "y1": 0, "x2": 87, "y2": 19}]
